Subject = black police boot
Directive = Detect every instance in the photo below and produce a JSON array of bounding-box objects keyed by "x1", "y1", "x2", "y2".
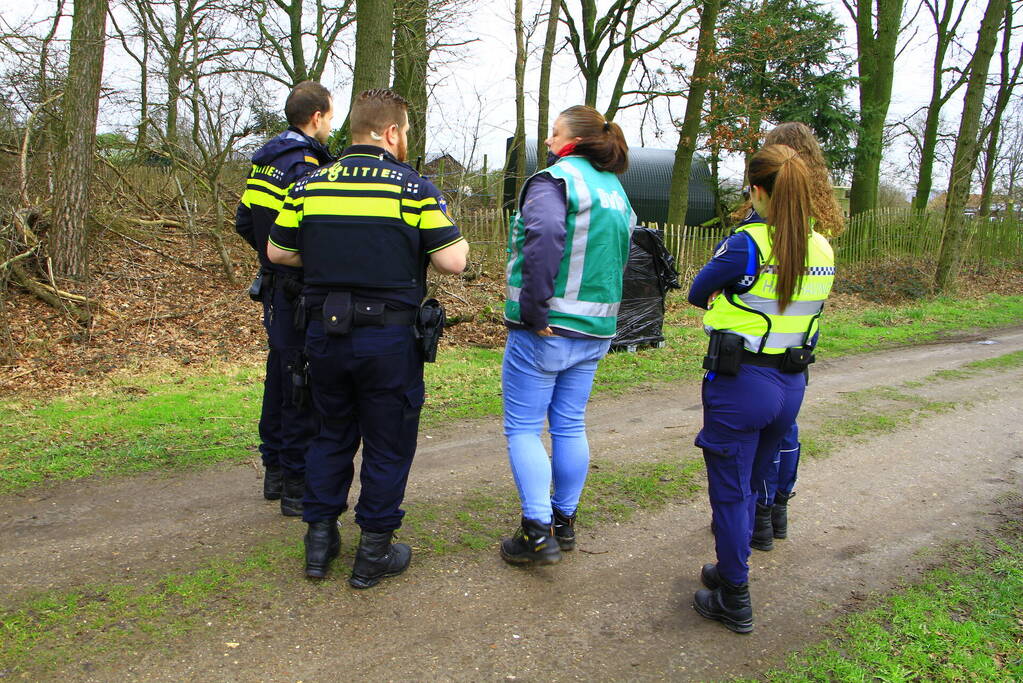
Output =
[
  {"x1": 304, "y1": 519, "x2": 340, "y2": 579},
  {"x1": 500, "y1": 517, "x2": 562, "y2": 566},
  {"x1": 700, "y1": 563, "x2": 722, "y2": 590},
  {"x1": 750, "y1": 503, "x2": 774, "y2": 551},
  {"x1": 263, "y1": 465, "x2": 283, "y2": 500},
  {"x1": 693, "y1": 576, "x2": 754, "y2": 634},
  {"x1": 552, "y1": 507, "x2": 576, "y2": 551},
  {"x1": 349, "y1": 530, "x2": 411, "y2": 589},
  {"x1": 280, "y1": 476, "x2": 304, "y2": 517},
  {"x1": 772, "y1": 490, "x2": 793, "y2": 539}
]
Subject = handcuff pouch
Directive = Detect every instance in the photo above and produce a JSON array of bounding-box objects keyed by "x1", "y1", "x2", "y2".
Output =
[
  {"x1": 779, "y1": 346, "x2": 815, "y2": 373},
  {"x1": 702, "y1": 331, "x2": 743, "y2": 376},
  {"x1": 323, "y1": 291, "x2": 353, "y2": 336}
]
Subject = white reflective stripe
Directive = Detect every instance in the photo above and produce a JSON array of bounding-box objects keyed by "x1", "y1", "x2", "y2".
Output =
[
  {"x1": 737, "y1": 293, "x2": 825, "y2": 316},
  {"x1": 704, "y1": 327, "x2": 807, "y2": 353},
  {"x1": 551, "y1": 297, "x2": 619, "y2": 318},
  {"x1": 556, "y1": 162, "x2": 592, "y2": 300},
  {"x1": 506, "y1": 286, "x2": 618, "y2": 318}
]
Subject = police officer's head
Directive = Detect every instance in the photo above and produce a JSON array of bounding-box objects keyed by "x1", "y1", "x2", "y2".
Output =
[
  {"x1": 286, "y1": 81, "x2": 334, "y2": 145},
  {"x1": 748, "y1": 144, "x2": 814, "y2": 311},
  {"x1": 546, "y1": 105, "x2": 629, "y2": 175},
  {"x1": 764, "y1": 122, "x2": 845, "y2": 238},
  {"x1": 351, "y1": 89, "x2": 410, "y2": 162}
]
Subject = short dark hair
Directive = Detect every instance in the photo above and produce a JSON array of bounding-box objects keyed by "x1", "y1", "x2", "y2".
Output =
[
  {"x1": 285, "y1": 81, "x2": 331, "y2": 127},
  {"x1": 350, "y1": 89, "x2": 409, "y2": 138}
]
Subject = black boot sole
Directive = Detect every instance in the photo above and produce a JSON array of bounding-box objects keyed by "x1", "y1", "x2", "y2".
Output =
[
  {"x1": 499, "y1": 546, "x2": 562, "y2": 565},
  {"x1": 263, "y1": 491, "x2": 282, "y2": 501},
  {"x1": 750, "y1": 538, "x2": 774, "y2": 551},
  {"x1": 555, "y1": 537, "x2": 575, "y2": 551},
  {"x1": 348, "y1": 566, "x2": 407, "y2": 589},
  {"x1": 773, "y1": 530, "x2": 788, "y2": 539},
  {"x1": 692, "y1": 598, "x2": 754, "y2": 634}
]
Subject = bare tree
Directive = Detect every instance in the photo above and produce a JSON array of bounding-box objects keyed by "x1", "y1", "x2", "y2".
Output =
[
  {"x1": 560, "y1": 0, "x2": 691, "y2": 120},
  {"x1": 934, "y1": 0, "x2": 1009, "y2": 291},
  {"x1": 844, "y1": 0, "x2": 905, "y2": 215},
  {"x1": 244, "y1": 0, "x2": 355, "y2": 86},
  {"x1": 51, "y1": 0, "x2": 109, "y2": 279},
  {"x1": 666, "y1": 0, "x2": 721, "y2": 226},
  {"x1": 536, "y1": 0, "x2": 562, "y2": 171}
]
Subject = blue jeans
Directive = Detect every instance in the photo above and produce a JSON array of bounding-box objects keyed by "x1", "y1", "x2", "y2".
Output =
[{"x1": 502, "y1": 329, "x2": 611, "y2": 524}]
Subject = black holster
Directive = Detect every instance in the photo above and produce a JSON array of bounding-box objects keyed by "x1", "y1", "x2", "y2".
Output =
[
  {"x1": 289, "y1": 351, "x2": 310, "y2": 410},
  {"x1": 248, "y1": 273, "x2": 265, "y2": 302},
  {"x1": 415, "y1": 298, "x2": 446, "y2": 363},
  {"x1": 702, "y1": 331, "x2": 744, "y2": 376}
]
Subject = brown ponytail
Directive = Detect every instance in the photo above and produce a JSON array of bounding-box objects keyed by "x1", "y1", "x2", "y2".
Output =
[
  {"x1": 558, "y1": 105, "x2": 629, "y2": 174},
  {"x1": 748, "y1": 144, "x2": 813, "y2": 312}
]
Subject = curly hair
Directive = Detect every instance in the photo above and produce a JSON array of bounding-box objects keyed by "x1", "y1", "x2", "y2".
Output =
[{"x1": 734, "y1": 122, "x2": 846, "y2": 238}]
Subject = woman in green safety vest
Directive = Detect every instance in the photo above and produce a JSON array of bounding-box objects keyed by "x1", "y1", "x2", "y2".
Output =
[
  {"x1": 499, "y1": 105, "x2": 635, "y2": 566},
  {"x1": 687, "y1": 143, "x2": 835, "y2": 633}
]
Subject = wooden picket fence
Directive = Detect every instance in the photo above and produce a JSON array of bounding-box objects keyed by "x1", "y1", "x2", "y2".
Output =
[{"x1": 453, "y1": 207, "x2": 1023, "y2": 278}]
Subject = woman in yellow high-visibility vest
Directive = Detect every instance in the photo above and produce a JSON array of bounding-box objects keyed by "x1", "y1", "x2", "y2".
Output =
[{"x1": 687, "y1": 144, "x2": 835, "y2": 633}]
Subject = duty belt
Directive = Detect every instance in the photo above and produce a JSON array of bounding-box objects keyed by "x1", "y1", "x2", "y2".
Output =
[
  {"x1": 309, "y1": 305, "x2": 416, "y2": 326},
  {"x1": 740, "y1": 350, "x2": 786, "y2": 369}
]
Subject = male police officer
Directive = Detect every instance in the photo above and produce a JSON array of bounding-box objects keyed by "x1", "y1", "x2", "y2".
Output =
[
  {"x1": 236, "y1": 81, "x2": 335, "y2": 516},
  {"x1": 268, "y1": 89, "x2": 468, "y2": 588}
]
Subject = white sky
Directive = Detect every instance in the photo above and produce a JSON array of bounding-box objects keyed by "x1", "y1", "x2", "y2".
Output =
[{"x1": 2, "y1": 0, "x2": 1001, "y2": 195}]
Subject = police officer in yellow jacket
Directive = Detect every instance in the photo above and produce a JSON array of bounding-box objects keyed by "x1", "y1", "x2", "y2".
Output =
[
  {"x1": 236, "y1": 81, "x2": 335, "y2": 515},
  {"x1": 268, "y1": 89, "x2": 468, "y2": 588},
  {"x1": 687, "y1": 144, "x2": 835, "y2": 633}
]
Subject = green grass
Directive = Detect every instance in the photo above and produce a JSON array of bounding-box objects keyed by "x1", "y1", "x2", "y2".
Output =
[
  {"x1": 749, "y1": 515, "x2": 1023, "y2": 682},
  {"x1": 0, "y1": 293, "x2": 1021, "y2": 492},
  {"x1": 0, "y1": 456, "x2": 704, "y2": 675}
]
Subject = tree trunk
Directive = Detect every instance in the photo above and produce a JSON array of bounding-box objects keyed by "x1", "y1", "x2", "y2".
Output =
[
  {"x1": 536, "y1": 0, "x2": 562, "y2": 171},
  {"x1": 338, "y1": 0, "x2": 394, "y2": 148},
  {"x1": 848, "y1": 0, "x2": 904, "y2": 215},
  {"x1": 934, "y1": 0, "x2": 1008, "y2": 291},
  {"x1": 978, "y1": 0, "x2": 1021, "y2": 217},
  {"x1": 504, "y1": 0, "x2": 528, "y2": 204},
  {"x1": 666, "y1": 0, "x2": 721, "y2": 226},
  {"x1": 50, "y1": 0, "x2": 108, "y2": 280},
  {"x1": 393, "y1": 0, "x2": 428, "y2": 164},
  {"x1": 288, "y1": 0, "x2": 308, "y2": 84}
]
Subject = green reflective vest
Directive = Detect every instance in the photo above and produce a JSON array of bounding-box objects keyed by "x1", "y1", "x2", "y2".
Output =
[
  {"x1": 704, "y1": 222, "x2": 835, "y2": 354},
  {"x1": 505, "y1": 156, "x2": 635, "y2": 338}
]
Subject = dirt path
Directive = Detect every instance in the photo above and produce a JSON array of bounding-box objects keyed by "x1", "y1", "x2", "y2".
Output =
[{"x1": 2, "y1": 329, "x2": 1022, "y2": 680}]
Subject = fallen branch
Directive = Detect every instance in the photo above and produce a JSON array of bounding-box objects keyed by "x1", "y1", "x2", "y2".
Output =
[
  {"x1": 107, "y1": 228, "x2": 207, "y2": 273},
  {"x1": 0, "y1": 245, "x2": 39, "y2": 271},
  {"x1": 439, "y1": 287, "x2": 470, "y2": 305},
  {"x1": 10, "y1": 262, "x2": 92, "y2": 325}
]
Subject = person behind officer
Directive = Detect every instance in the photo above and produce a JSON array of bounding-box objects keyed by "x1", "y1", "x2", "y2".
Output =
[
  {"x1": 687, "y1": 144, "x2": 835, "y2": 633},
  {"x1": 267, "y1": 89, "x2": 468, "y2": 588},
  {"x1": 236, "y1": 81, "x2": 335, "y2": 516},
  {"x1": 730, "y1": 122, "x2": 845, "y2": 552},
  {"x1": 499, "y1": 105, "x2": 634, "y2": 565}
]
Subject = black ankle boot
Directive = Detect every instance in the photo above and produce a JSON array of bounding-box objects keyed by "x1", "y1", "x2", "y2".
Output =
[
  {"x1": 349, "y1": 530, "x2": 411, "y2": 589},
  {"x1": 700, "y1": 563, "x2": 722, "y2": 590},
  {"x1": 263, "y1": 465, "x2": 283, "y2": 500},
  {"x1": 500, "y1": 517, "x2": 562, "y2": 565},
  {"x1": 552, "y1": 507, "x2": 576, "y2": 551},
  {"x1": 304, "y1": 519, "x2": 340, "y2": 579},
  {"x1": 750, "y1": 503, "x2": 774, "y2": 551},
  {"x1": 280, "y1": 476, "x2": 304, "y2": 517},
  {"x1": 772, "y1": 490, "x2": 793, "y2": 539},
  {"x1": 693, "y1": 577, "x2": 754, "y2": 634}
]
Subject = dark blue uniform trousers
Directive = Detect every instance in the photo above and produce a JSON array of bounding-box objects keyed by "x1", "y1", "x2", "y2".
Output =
[
  {"x1": 696, "y1": 366, "x2": 805, "y2": 586},
  {"x1": 259, "y1": 284, "x2": 316, "y2": 477},
  {"x1": 756, "y1": 421, "x2": 801, "y2": 506},
  {"x1": 302, "y1": 320, "x2": 425, "y2": 531}
]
